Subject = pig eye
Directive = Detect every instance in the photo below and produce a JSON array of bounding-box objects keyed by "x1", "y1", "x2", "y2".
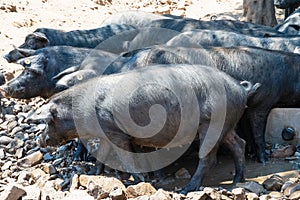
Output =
[
  {"x1": 49, "y1": 105, "x2": 58, "y2": 118},
  {"x1": 27, "y1": 40, "x2": 36, "y2": 48}
]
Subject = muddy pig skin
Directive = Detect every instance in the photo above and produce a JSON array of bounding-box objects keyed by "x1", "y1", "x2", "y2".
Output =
[
  {"x1": 166, "y1": 29, "x2": 300, "y2": 53},
  {"x1": 143, "y1": 18, "x2": 285, "y2": 37},
  {"x1": 3, "y1": 23, "x2": 137, "y2": 63},
  {"x1": 35, "y1": 64, "x2": 260, "y2": 193},
  {"x1": 108, "y1": 45, "x2": 300, "y2": 163},
  {"x1": 101, "y1": 10, "x2": 279, "y2": 38},
  {"x1": 0, "y1": 46, "x2": 128, "y2": 99},
  {"x1": 100, "y1": 10, "x2": 183, "y2": 27}
]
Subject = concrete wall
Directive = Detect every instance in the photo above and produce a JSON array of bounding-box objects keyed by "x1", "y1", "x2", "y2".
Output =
[{"x1": 265, "y1": 108, "x2": 300, "y2": 144}]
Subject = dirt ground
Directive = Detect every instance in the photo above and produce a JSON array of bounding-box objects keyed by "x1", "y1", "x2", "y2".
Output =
[{"x1": 0, "y1": 0, "x2": 285, "y2": 77}]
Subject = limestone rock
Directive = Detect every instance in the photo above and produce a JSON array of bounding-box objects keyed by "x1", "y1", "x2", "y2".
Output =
[
  {"x1": 150, "y1": 189, "x2": 172, "y2": 200},
  {"x1": 0, "y1": 148, "x2": 5, "y2": 159},
  {"x1": 126, "y1": 182, "x2": 157, "y2": 198},
  {"x1": 246, "y1": 192, "x2": 259, "y2": 200},
  {"x1": 17, "y1": 150, "x2": 43, "y2": 167},
  {"x1": 262, "y1": 174, "x2": 284, "y2": 191},
  {"x1": 62, "y1": 190, "x2": 94, "y2": 200},
  {"x1": 70, "y1": 174, "x2": 79, "y2": 191},
  {"x1": 268, "y1": 191, "x2": 283, "y2": 199},
  {"x1": 17, "y1": 170, "x2": 33, "y2": 185},
  {"x1": 22, "y1": 185, "x2": 41, "y2": 200},
  {"x1": 31, "y1": 168, "x2": 50, "y2": 188},
  {"x1": 236, "y1": 181, "x2": 265, "y2": 195},
  {"x1": 1, "y1": 160, "x2": 12, "y2": 171},
  {"x1": 289, "y1": 190, "x2": 300, "y2": 200},
  {"x1": 42, "y1": 163, "x2": 57, "y2": 175},
  {"x1": 175, "y1": 168, "x2": 191, "y2": 179},
  {"x1": 0, "y1": 183, "x2": 26, "y2": 200},
  {"x1": 283, "y1": 182, "x2": 300, "y2": 196},
  {"x1": 259, "y1": 194, "x2": 270, "y2": 200},
  {"x1": 168, "y1": 192, "x2": 186, "y2": 200},
  {"x1": 79, "y1": 175, "x2": 126, "y2": 190},
  {"x1": 15, "y1": 148, "x2": 24, "y2": 159},
  {"x1": 81, "y1": 175, "x2": 126, "y2": 199},
  {"x1": 0, "y1": 136, "x2": 12, "y2": 145},
  {"x1": 203, "y1": 187, "x2": 221, "y2": 199},
  {"x1": 232, "y1": 187, "x2": 246, "y2": 200},
  {"x1": 186, "y1": 191, "x2": 212, "y2": 200},
  {"x1": 41, "y1": 180, "x2": 67, "y2": 200},
  {"x1": 87, "y1": 179, "x2": 109, "y2": 199},
  {"x1": 54, "y1": 178, "x2": 65, "y2": 191},
  {"x1": 281, "y1": 180, "x2": 295, "y2": 192},
  {"x1": 109, "y1": 187, "x2": 126, "y2": 200},
  {"x1": 128, "y1": 195, "x2": 150, "y2": 200}
]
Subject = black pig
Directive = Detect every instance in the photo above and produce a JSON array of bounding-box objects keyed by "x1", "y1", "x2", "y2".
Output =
[
  {"x1": 166, "y1": 29, "x2": 300, "y2": 53},
  {"x1": 0, "y1": 46, "x2": 124, "y2": 98},
  {"x1": 4, "y1": 24, "x2": 137, "y2": 63},
  {"x1": 35, "y1": 64, "x2": 259, "y2": 193},
  {"x1": 107, "y1": 45, "x2": 300, "y2": 163}
]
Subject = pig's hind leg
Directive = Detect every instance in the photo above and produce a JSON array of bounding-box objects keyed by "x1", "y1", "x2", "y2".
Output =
[
  {"x1": 180, "y1": 123, "x2": 219, "y2": 194},
  {"x1": 221, "y1": 130, "x2": 246, "y2": 183},
  {"x1": 246, "y1": 108, "x2": 271, "y2": 164},
  {"x1": 180, "y1": 146, "x2": 218, "y2": 194}
]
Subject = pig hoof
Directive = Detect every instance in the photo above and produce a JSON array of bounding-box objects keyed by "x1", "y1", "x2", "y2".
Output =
[
  {"x1": 123, "y1": 180, "x2": 135, "y2": 187},
  {"x1": 258, "y1": 153, "x2": 267, "y2": 165},
  {"x1": 179, "y1": 188, "x2": 190, "y2": 195},
  {"x1": 233, "y1": 174, "x2": 245, "y2": 183},
  {"x1": 73, "y1": 153, "x2": 84, "y2": 161},
  {"x1": 179, "y1": 184, "x2": 196, "y2": 195},
  {"x1": 132, "y1": 173, "x2": 145, "y2": 183},
  {"x1": 73, "y1": 141, "x2": 88, "y2": 161}
]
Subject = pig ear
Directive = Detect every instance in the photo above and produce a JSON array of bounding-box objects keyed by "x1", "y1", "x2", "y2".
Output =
[
  {"x1": 15, "y1": 48, "x2": 36, "y2": 57},
  {"x1": 29, "y1": 32, "x2": 49, "y2": 46},
  {"x1": 49, "y1": 104, "x2": 58, "y2": 115},
  {"x1": 52, "y1": 65, "x2": 81, "y2": 81}
]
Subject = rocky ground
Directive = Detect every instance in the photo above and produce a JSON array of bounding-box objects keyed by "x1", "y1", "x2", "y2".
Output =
[
  {"x1": 1, "y1": 95, "x2": 300, "y2": 199},
  {"x1": 0, "y1": 0, "x2": 299, "y2": 199}
]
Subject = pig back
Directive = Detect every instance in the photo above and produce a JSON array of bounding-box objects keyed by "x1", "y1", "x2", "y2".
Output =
[{"x1": 71, "y1": 64, "x2": 248, "y2": 149}]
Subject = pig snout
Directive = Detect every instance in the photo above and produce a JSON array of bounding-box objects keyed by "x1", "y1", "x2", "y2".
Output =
[
  {"x1": 36, "y1": 134, "x2": 50, "y2": 148},
  {"x1": 0, "y1": 84, "x2": 25, "y2": 98},
  {"x1": 3, "y1": 48, "x2": 27, "y2": 63},
  {"x1": 0, "y1": 72, "x2": 5, "y2": 86},
  {"x1": 3, "y1": 54, "x2": 13, "y2": 63},
  {"x1": 0, "y1": 85, "x2": 8, "y2": 97},
  {"x1": 37, "y1": 130, "x2": 67, "y2": 148}
]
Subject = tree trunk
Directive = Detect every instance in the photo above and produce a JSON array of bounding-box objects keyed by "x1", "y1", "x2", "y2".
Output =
[{"x1": 242, "y1": 0, "x2": 278, "y2": 27}]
